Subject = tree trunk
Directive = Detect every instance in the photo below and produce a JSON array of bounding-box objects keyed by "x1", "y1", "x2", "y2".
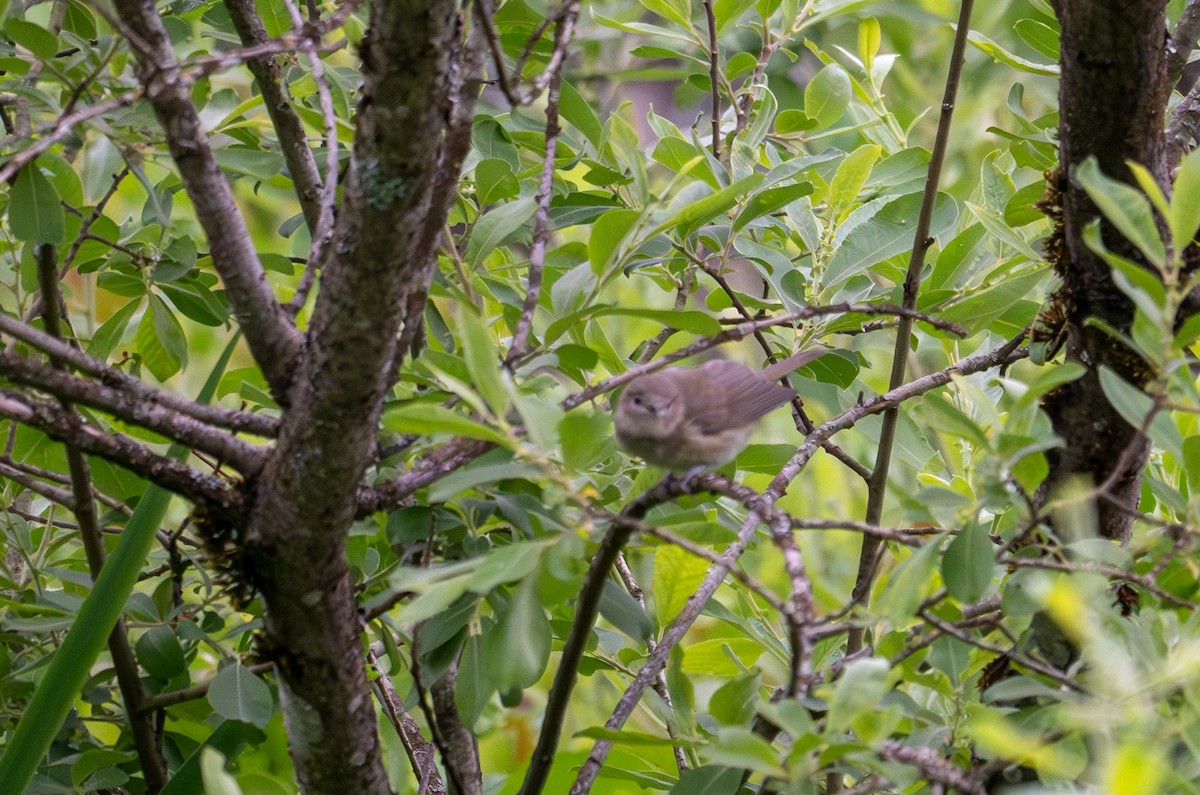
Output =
[{"x1": 1043, "y1": 0, "x2": 1169, "y2": 540}]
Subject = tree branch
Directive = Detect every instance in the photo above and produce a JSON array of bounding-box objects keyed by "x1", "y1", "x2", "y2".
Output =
[
  {"x1": 0, "y1": 391, "x2": 242, "y2": 516},
  {"x1": 34, "y1": 243, "x2": 168, "y2": 792},
  {"x1": 0, "y1": 313, "x2": 278, "y2": 438},
  {"x1": 848, "y1": 0, "x2": 974, "y2": 655},
  {"x1": 223, "y1": 0, "x2": 325, "y2": 232},
  {"x1": 111, "y1": 0, "x2": 304, "y2": 401},
  {"x1": 1169, "y1": 0, "x2": 1200, "y2": 87},
  {"x1": 0, "y1": 351, "x2": 265, "y2": 476},
  {"x1": 504, "y1": 63, "x2": 564, "y2": 368}
]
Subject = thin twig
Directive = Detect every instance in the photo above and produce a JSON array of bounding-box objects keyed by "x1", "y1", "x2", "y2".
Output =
[
  {"x1": 505, "y1": 64, "x2": 565, "y2": 367},
  {"x1": 702, "y1": 0, "x2": 721, "y2": 156},
  {"x1": 612, "y1": 554, "x2": 689, "y2": 774},
  {"x1": 848, "y1": 0, "x2": 975, "y2": 656},
  {"x1": 561, "y1": 301, "x2": 967, "y2": 411},
  {"x1": 35, "y1": 243, "x2": 168, "y2": 791}
]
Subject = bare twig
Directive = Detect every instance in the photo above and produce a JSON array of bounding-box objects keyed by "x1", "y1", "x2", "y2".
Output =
[
  {"x1": 279, "y1": 0, "x2": 341, "y2": 316},
  {"x1": 702, "y1": 0, "x2": 721, "y2": 156},
  {"x1": 612, "y1": 554, "x2": 690, "y2": 774},
  {"x1": 474, "y1": 0, "x2": 580, "y2": 107},
  {"x1": 35, "y1": 244, "x2": 168, "y2": 791},
  {"x1": 561, "y1": 301, "x2": 966, "y2": 411},
  {"x1": 848, "y1": 0, "x2": 975, "y2": 656},
  {"x1": 223, "y1": 0, "x2": 326, "y2": 234},
  {"x1": 366, "y1": 642, "x2": 446, "y2": 794},
  {"x1": 505, "y1": 66, "x2": 565, "y2": 367}
]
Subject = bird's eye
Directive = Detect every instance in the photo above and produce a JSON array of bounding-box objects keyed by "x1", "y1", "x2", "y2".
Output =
[{"x1": 630, "y1": 395, "x2": 643, "y2": 406}]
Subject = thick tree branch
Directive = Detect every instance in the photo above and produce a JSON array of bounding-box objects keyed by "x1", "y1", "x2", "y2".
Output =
[
  {"x1": 223, "y1": 0, "x2": 325, "y2": 232},
  {"x1": 0, "y1": 313, "x2": 278, "y2": 438},
  {"x1": 0, "y1": 351, "x2": 265, "y2": 475},
  {"x1": 1048, "y1": 0, "x2": 1169, "y2": 540},
  {"x1": 0, "y1": 391, "x2": 242, "y2": 515},
  {"x1": 1169, "y1": 0, "x2": 1200, "y2": 86},
  {"x1": 239, "y1": 1, "x2": 482, "y2": 792},
  {"x1": 111, "y1": 0, "x2": 304, "y2": 400}
]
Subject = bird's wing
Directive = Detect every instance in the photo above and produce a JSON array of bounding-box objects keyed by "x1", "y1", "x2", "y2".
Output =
[{"x1": 681, "y1": 360, "x2": 795, "y2": 433}]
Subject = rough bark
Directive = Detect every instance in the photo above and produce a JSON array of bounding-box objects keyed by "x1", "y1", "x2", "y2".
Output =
[
  {"x1": 1044, "y1": 0, "x2": 1169, "y2": 540},
  {"x1": 112, "y1": 0, "x2": 304, "y2": 401},
  {"x1": 240, "y1": 0, "x2": 479, "y2": 792}
]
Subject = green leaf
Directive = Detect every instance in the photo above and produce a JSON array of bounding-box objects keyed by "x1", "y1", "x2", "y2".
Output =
[
  {"x1": 382, "y1": 402, "x2": 510, "y2": 445},
  {"x1": 828, "y1": 144, "x2": 881, "y2": 219},
  {"x1": 824, "y1": 192, "x2": 958, "y2": 290},
  {"x1": 878, "y1": 538, "x2": 941, "y2": 630},
  {"x1": 136, "y1": 626, "x2": 187, "y2": 680},
  {"x1": 938, "y1": 266, "x2": 1046, "y2": 333},
  {"x1": 680, "y1": 638, "x2": 764, "y2": 676},
  {"x1": 1014, "y1": 18, "x2": 1060, "y2": 61},
  {"x1": 637, "y1": 0, "x2": 692, "y2": 29},
  {"x1": 429, "y1": 460, "x2": 545, "y2": 502},
  {"x1": 653, "y1": 174, "x2": 765, "y2": 237},
  {"x1": 775, "y1": 109, "x2": 817, "y2": 134},
  {"x1": 474, "y1": 158, "x2": 519, "y2": 205},
  {"x1": 212, "y1": 149, "x2": 284, "y2": 180},
  {"x1": 465, "y1": 197, "x2": 536, "y2": 266},
  {"x1": 653, "y1": 544, "x2": 711, "y2": 626},
  {"x1": 86, "y1": 300, "x2": 141, "y2": 361},
  {"x1": 1097, "y1": 366, "x2": 1183, "y2": 459},
  {"x1": 199, "y1": 748, "x2": 244, "y2": 795},
  {"x1": 485, "y1": 576, "x2": 551, "y2": 692},
  {"x1": 159, "y1": 281, "x2": 230, "y2": 327},
  {"x1": 4, "y1": 18, "x2": 57, "y2": 59},
  {"x1": 136, "y1": 294, "x2": 187, "y2": 380},
  {"x1": 558, "y1": 80, "x2": 603, "y2": 147},
  {"x1": 455, "y1": 634, "x2": 493, "y2": 729},
  {"x1": 709, "y1": 671, "x2": 760, "y2": 726},
  {"x1": 942, "y1": 522, "x2": 994, "y2": 603},
  {"x1": 858, "y1": 17, "x2": 880, "y2": 70},
  {"x1": 457, "y1": 304, "x2": 508, "y2": 417},
  {"x1": 1075, "y1": 157, "x2": 1165, "y2": 266},
  {"x1": 826, "y1": 657, "x2": 890, "y2": 733},
  {"x1": 588, "y1": 208, "x2": 641, "y2": 273},
  {"x1": 668, "y1": 766, "x2": 745, "y2": 795},
  {"x1": 713, "y1": 0, "x2": 755, "y2": 32},
  {"x1": 701, "y1": 728, "x2": 780, "y2": 773},
  {"x1": 558, "y1": 410, "x2": 614, "y2": 471},
  {"x1": 732, "y1": 183, "x2": 814, "y2": 233},
  {"x1": 599, "y1": 580, "x2": 654, "y2": 640},
  {"x1": 1084, "y1": 222, "x2": 1167, "y2": 324},
  {"x1": 968, "y1": 30, "x2": 1058, "y2": 75},
  {"x1": 470, "y1": 542, "x2": 546, "y2": 594},
  {"x1": 9, "y1": 160, "x2": 66, "y2": 244},
  {"x1": 803, "y1": 64, "x2": 852, "y2": 131},
  {"x1": 1169, "y1": 147, "x2": 1200, "y2": 253},
  {"x1": 207, "y1": 664, "x2": 273, "y2": 728}
]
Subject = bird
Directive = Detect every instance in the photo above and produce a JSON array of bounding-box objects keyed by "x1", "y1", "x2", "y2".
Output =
[{"x1": 613, "y1": 348, "x2": 828, "y2": 476}]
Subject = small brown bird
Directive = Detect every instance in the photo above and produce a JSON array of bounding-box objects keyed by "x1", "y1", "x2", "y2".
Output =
[{"x1": 613, "y1": 349, "x2": 828, "y2": 473}]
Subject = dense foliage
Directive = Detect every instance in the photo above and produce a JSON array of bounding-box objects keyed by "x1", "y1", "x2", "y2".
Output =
[{"x1": 2, "y1": 0, "x2": 1200, "y2": 792}]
